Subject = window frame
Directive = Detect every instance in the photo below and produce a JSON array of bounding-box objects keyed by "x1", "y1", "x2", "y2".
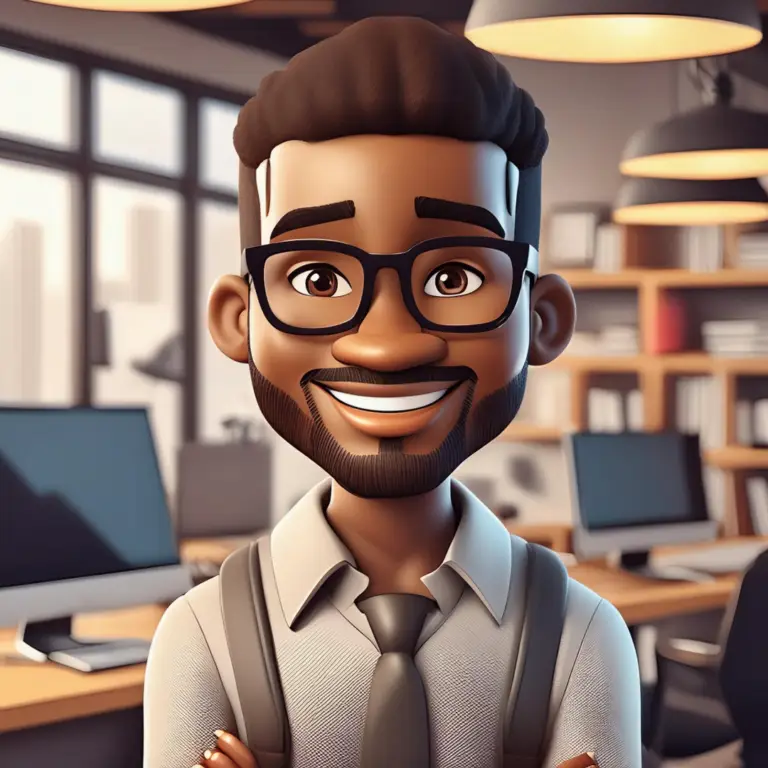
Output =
[{"x1": 0, "y1": 28, "x2": 249, "y2": 442}]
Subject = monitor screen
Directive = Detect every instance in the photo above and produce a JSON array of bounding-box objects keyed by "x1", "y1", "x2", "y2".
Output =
[
  {"x1": 0, "y1": 408, "x2": 179, "y2": 589},
  {"x1": 570, "y1": 432, "x2": 709, "y2": 531}
]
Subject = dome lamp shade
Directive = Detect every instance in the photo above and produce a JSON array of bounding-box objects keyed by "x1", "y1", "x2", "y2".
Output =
[
  {"x1": 613, "y1": 178, "x2": 768, "y2": 226},
  {"x1": 464, "y1": 0, "x2": 763, "y2": 64}
]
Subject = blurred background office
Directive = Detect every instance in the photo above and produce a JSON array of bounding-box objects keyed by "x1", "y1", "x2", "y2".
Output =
[{"x1": 3, "y1": 1, "x2": 768, "y2": 766}]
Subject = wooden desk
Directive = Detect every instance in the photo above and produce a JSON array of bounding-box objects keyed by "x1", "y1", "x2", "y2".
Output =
[
  {"x1": 2, "y1": 536, "x2": 764, "y2": 734},
  {"x1": 0, "y1": 605, "x2": 162, "y2": 733}
]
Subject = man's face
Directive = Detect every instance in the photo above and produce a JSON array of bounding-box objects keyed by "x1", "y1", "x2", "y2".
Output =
[{"x1": 239, "y1": 135, "x2": 533, "y2": 498}]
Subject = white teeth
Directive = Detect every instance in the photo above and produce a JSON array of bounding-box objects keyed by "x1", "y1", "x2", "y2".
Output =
[{"x1": 326, "y1": 388, "x2": 448, "y2": 413}]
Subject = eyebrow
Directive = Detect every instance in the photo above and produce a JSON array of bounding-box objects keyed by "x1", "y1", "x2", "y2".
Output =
[
  {"x1": 414, "y1": 196, "x2": 505, "y2": 238},
  {"x1": 270, "y1": 200, "x2": 356, "y2": 239}
]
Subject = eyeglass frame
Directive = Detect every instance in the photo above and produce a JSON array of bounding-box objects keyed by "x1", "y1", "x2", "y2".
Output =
[{"x1": 242, "y1": 235, "x2": 539, "y2": 336}]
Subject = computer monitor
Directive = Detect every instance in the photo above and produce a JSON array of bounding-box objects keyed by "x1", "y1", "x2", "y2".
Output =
[
  {"x1": 566, "y1": 432, "x2": 719, "y2": 577},
  {"x1": 0, "y1": 407, "x2": 191, "y2": 670}
]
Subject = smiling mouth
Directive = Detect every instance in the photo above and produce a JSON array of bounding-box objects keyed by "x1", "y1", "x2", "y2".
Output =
[
  {"x1": 311, "y1": 377, "x2": 469, "y2": 438},
  {"x1": 323, "y1": 387, "x2": 451, "y2": 413}
]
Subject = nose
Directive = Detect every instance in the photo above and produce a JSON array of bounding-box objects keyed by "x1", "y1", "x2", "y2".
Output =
[{"x1": 331, "y1": 270, "x2": 448, "y2": 372}]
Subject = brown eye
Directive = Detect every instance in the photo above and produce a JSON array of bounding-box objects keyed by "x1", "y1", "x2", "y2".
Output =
[
  {"x1": 424, "y1": 263, "x2": 483, "y2": 297},
  {"x1": 289, "y1": 264, "x2": 352, "y2": 298}
]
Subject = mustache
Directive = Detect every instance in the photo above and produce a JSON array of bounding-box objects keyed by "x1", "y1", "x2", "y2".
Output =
[{"x1": 301, "y1": 365, "x2": 476, "y2": 387}]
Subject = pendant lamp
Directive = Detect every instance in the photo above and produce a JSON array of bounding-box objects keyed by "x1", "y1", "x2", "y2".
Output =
[
  {"x1": 27, "y1": 0, "x2": 250, "y2": 10},
  {"x1": 465, "y1": 0, "x2": 763, "y2": 64},
  {"x1": 621, "y1": 65, "x2": 768, "y2": 180},
  {"x1": 613, "y1": 178, "x2": 768, "y2": 226}
]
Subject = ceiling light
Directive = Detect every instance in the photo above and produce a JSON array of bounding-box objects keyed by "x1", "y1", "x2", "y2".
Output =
[
  {"x1": 621, "y1": 66, "x2": 768, "y2": 180},
  {"x1": 465, "y1": 0, "x2": 763, "y2": 64},
  {"x1": 613, "y1": 178, "x2": 768, "y2": 226},
  {"x1": 27, "y1": 0, "x2": 251, "y2": 10}
]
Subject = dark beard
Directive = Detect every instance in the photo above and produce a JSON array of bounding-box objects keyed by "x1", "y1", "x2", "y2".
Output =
[{"x1": 249, "y1": 349, "x2": 528, "y2": 498}]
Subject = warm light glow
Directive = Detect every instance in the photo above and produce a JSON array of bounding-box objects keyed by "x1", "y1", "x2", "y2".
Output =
[
  {"x1": 466, "y1": 15, "x2": 763, "y2": 63},
  {"x1": 620, "y1": 149, "x2": 768, "y2": 180},
  {"x1": 28, "y1": 0, "x2": 251, "y2": 10},
  {"x1": 613, "y1": 201, "x2": 768, "y2": 226}
]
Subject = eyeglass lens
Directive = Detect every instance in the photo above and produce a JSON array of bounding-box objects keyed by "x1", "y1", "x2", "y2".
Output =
[{"x1": 261, "y1": 244, "x2": 518, "y2": 330}]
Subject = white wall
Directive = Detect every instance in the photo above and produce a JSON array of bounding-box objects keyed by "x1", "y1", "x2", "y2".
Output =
[
  {"x1": 504, "y1": 58, "x2": 681, "y2": 212},
  {"x1": 0, "y1": 0, "x2": 285, "y2": 92}
]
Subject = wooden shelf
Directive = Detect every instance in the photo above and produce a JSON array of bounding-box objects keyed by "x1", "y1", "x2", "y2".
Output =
[
  {"x1": 548, "y1": 353, "x2": 768, "y2": 375},
  {"x1": 550, "y1": 355, "x2": 644, "y2": 372},
  {"x1": 661, "y1": 354, "x2": 768, "y2": 375},
  {"x1": 501, "y1": 424, "x2": 564, "y2": 442},
  {"x1": 555, "y1": 270, "x2": 644, "y2": 289},
  {"x1": 552, "y1": 267, "x2": 768, "y2": 291},
  {"x1": 652, "y1": 269, "x2": 768, "y2": 288},
  {"x1": 706, "y1": 447, "x2": 768, "y2": 470}
]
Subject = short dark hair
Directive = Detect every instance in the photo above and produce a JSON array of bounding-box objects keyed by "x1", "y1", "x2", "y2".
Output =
[{"x1": 234, "y1": 16, "x2": 548, "y2": 171}]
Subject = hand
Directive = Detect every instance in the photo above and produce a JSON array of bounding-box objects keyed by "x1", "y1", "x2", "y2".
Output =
[
  {"x1": 557, "y1": 753, "x2": 598, "y2": 768},
  {"x1": 192, "y1": 730, "x2": 257, "y2": 768}
]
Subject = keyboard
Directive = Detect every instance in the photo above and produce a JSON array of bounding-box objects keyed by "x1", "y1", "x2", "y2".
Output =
[
  {"x1": 48, "y1": 639, "x2": 151, "y2": 672},
  {"x1": 655, "y1": 540, "x2": 768, "y2": 575}
]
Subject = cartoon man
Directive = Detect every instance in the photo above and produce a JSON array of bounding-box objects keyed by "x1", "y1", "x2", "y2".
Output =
[{"x1": 144, "y1": 16, "x2": 641, "y2": 768}]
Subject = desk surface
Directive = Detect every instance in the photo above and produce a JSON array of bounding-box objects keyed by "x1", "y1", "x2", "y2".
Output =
[{"x1": 1, "y1": 535, "x2": 763, "y2": 733}]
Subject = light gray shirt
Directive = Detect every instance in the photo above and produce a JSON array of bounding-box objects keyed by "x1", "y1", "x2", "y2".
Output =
[{"x1": 144, "y1": 479, "x2": 642, "y2": 768}]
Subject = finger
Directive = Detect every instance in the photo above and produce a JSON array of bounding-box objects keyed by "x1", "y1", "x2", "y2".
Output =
[
  {"x1": 200, "y1": 748, "x2": 238, "y2": 768},
  {"x1": 558, "y1": 754, "x2": 598, "y2": 768},
  {"x1": 215, "y1": 730, "x2": 258, "y2": 768}
]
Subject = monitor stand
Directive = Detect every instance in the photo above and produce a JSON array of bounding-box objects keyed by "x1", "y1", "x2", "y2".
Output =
[
  {"x1": 16, "y1": 616, "x2": 151, "y2": 672},
  {"x1": 619, "y1": 551, "x2": 715, "y2": 583}
]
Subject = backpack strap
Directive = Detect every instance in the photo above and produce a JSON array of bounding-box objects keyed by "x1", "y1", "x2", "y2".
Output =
[
  {"x1": 503, "y1": 542, "x2": 569, "y2": 768},
  {"x1": 219, "y1": 539, "x2": 289, "y2": 768}
]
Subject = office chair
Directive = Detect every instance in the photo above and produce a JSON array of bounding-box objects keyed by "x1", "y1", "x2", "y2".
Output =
[
  {"x1": 719, "y1": 549, "x2": 768, "y2": 768},
  {"x1": 644, "y1": 609, "x2": 739, "y2": 759}
]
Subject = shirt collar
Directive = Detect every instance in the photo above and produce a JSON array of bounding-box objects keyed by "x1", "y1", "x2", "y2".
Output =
[{"x1": 269, "y1": 478, "x2": 513, "y2": 628}]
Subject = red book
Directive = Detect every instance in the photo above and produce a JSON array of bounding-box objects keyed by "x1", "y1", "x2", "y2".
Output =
[{"x1": 649, "y1": 292, "x2": 686, "y2": 354}]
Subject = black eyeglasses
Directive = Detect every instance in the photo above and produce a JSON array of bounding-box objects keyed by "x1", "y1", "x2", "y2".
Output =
[{"x1": 242, "y1": 235, "x2": 538, "y2": 336}]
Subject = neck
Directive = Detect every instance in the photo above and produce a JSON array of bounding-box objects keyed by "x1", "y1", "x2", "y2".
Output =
[{"x1": 325, "y1": 479, "x2": 457, "y2": 597}]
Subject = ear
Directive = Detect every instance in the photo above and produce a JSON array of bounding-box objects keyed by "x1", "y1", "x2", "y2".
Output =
[
  {"x1": 528, "y1": 274, "x2": 576, "y2": 366},
  {"x1": 208, "y1": 274, "x2": 249, "y2": 363}
]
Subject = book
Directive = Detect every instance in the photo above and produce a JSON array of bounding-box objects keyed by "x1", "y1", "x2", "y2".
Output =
[
  {"x1": 588, "y1": 389, "x2": 624, "y2": 432},
  {"x1": 736, "y1": 400, "x2": 753, "y2": 446},
  {"x1": 675, "y1": 377, "x2": 724, "y2": 449},
  {"x1": 755, "y1": 400, "x2": 768, "y2": 445},
  {"x1": 746, "y1": 476, "x2": 768, "y2": 535},
  {"x1": 682, "y1": 226, "x2": 723, "y2": 271},
  {"x1": 626, "y1": 389, "x2": 644, "y2": 431},
  {"x1": 649, "y1": 293, "x2": 686, "y2": 354},
  {"x1": 593, "y1": 223, "x2": 622, "y2": 273}
]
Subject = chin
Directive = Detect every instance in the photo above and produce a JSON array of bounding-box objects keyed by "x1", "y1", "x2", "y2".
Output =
[{"x1": 249, "y1": 354, "x2": 528, "y2": 499}]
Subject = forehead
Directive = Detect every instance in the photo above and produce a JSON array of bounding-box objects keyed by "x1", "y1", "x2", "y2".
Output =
[{"x1": 263, "y1": 135, "x2": 510, "y2": 219}]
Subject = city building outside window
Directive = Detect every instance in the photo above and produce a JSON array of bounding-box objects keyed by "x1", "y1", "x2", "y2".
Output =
[{"x1": 0, "y1": 30, "x2": 249, "y2": 503}]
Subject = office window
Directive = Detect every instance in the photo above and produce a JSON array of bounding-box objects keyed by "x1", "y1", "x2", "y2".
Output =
[
  {"x1": 199, "y1": 98, "x2": 241, "y2": 193},
  {"x1": 93, "y1": 71, "x2": 184, "y2": 176},
  {"x1": 92, "y1": 177, "x2": 183, "y2": 497},
  {"x1": 0, "y1": 160, "x2": 77, "y2": 405},
  {"x1": 0, "y1": 47, "x2": 76, "y2": 149},
  {"x1": 197, "y1": 200, "x2": 256, "y2": 440}
]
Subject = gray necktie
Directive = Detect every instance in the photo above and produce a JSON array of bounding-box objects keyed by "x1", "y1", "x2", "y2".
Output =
[{"x1": 357, "y1": 593, "x2": 434, "y2": 768}]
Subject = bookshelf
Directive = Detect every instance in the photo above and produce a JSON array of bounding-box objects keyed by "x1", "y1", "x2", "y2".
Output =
[{"x1": 501, "y1": 223, "x2": 768, "y2": 537}]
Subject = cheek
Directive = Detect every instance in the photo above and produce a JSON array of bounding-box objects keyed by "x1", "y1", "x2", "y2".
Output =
[
  {"x1": 446, "y1": 293, "x2": 530, "y2": 399},
  {"x1": 248, "y1": 309, "x2": 337, "y2": 411}
]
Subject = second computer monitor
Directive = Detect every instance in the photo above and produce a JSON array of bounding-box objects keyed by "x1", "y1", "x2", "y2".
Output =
[{"x1": 566, "y1": 431, "x2": 718, "y2": 561}]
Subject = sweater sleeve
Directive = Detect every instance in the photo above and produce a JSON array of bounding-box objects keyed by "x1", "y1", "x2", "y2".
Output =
[{"x1": 143, "y1": 594, "x2": 237, "y2": 768}]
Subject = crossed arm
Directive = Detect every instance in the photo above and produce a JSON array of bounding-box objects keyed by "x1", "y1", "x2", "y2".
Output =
[{"x1": 144, "y1": 594, "x2": 639, "y2": 768}]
